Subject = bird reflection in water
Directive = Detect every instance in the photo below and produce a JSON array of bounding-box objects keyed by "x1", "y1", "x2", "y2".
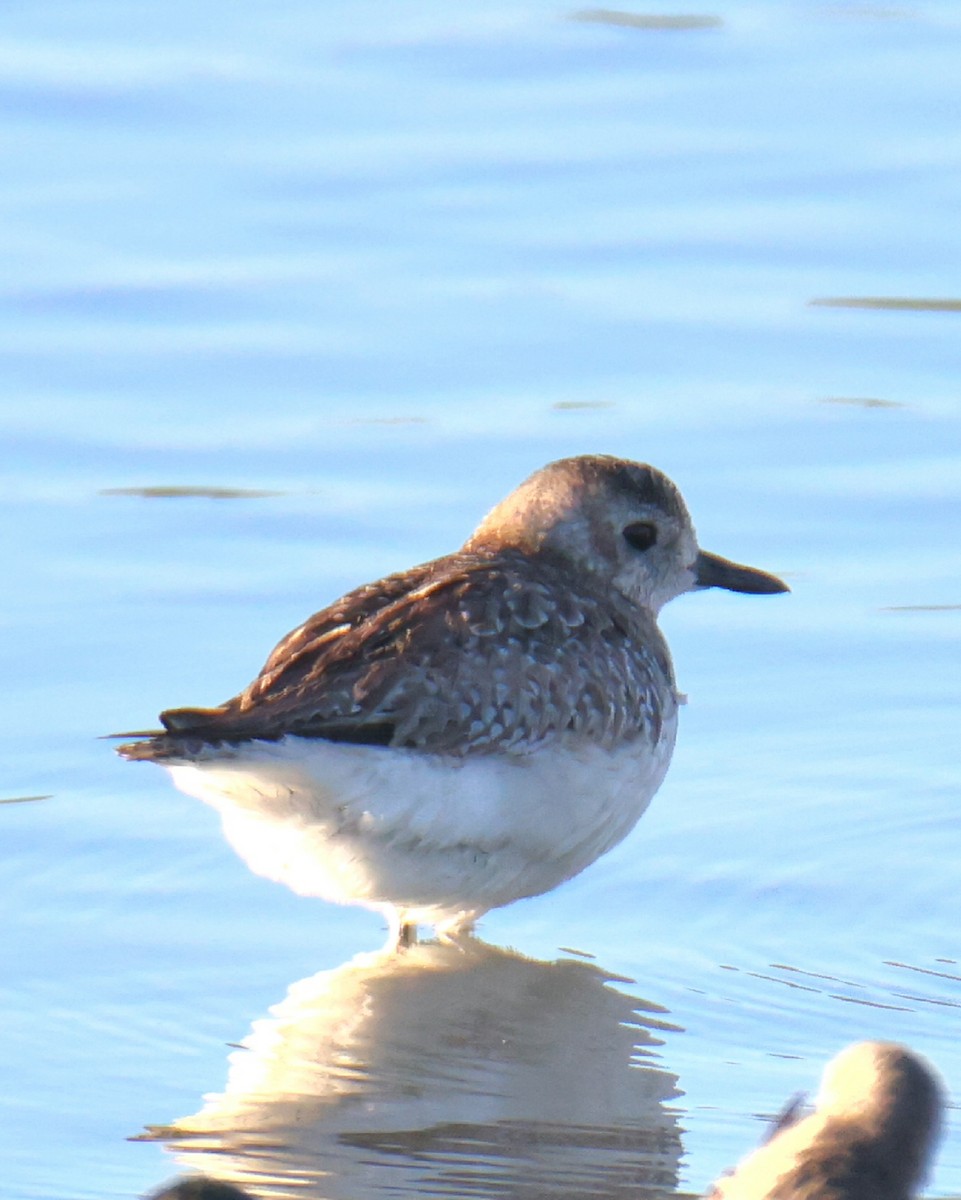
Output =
[
  {"x1": 707, "y1": 1042, "x2": 944, "y2": 1200},
  {"x1": 137, "y1": 938, "x2": 683, "y2": 1200}
]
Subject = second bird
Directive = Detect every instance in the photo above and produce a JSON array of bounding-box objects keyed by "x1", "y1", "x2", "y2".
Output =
[{"x1": 119, "y1": 454, "x2": 788, "y2": 941}]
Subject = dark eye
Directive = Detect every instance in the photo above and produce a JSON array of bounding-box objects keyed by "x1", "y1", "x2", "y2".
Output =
[{"x1": 623, "y1": 521, "x2": 658, "y2": 551}]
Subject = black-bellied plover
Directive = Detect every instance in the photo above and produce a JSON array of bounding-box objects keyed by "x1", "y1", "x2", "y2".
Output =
[{"x1": 119, "y1": 454, "x2": 787, "y2": 941}]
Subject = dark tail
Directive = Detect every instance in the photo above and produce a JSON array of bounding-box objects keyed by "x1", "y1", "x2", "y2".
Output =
[{"x1": 111, "y1": 704, "x2": 235, "y2": 763}]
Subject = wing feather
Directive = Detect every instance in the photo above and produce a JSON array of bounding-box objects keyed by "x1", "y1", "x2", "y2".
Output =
[{"x1": 120, "y1": 550, "x2": 676, "y2": 760}]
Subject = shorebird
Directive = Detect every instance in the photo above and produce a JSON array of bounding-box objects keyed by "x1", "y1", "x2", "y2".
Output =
[
  {"x1": 706, "y1": 1042, "x2": 944, "y2": 1200},
  {"x1": 146, "y1": 1178, "x2": 252, "y2": 1200},
  {"x1": 118, "y1": 454, "x2": 787, "y2": 941}
]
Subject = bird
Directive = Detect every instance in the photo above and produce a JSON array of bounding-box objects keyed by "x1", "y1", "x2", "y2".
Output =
[
  {"x1": 144, "y1": 1177, "x2": 253, "y2": 1200},
  {"x1": 706, "y1": 1042, "x2": 944, "y2": 1200},
  {"x1": 144, "y1": 1178, "x2": 254, "y2": 1200},
  {"x1": 117, "y1": 454, "x2": 788, "y2": 943}
]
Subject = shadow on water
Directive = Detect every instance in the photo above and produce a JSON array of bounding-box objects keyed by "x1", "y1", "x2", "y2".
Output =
[{"x1": 137, "y1": 937, "x2": 685, "y2": 1200}]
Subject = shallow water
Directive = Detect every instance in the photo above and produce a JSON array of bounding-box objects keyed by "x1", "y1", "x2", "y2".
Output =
[{"x1": 2, "y1": 2, "x2": 960, "y2": 1198}]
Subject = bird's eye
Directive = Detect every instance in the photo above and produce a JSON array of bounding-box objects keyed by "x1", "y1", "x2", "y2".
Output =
[{"x1": 623, "y1": 521, "x2": 658, "y2": 551}]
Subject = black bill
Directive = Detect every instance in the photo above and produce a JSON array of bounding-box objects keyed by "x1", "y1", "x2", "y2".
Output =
[{"x1": 695, "y1": 550, "x2": 789, "y2": 595}]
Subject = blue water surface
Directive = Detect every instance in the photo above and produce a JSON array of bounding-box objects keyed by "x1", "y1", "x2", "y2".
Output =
[{"x1": 1, "y1": 2, "x2": 960, "y2": 1197}]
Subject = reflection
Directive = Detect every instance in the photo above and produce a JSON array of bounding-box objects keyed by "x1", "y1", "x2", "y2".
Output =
[
  {"x1": 341, "y1": 416, "x2": 429, "y2": 425},
  {"x1": 820, "y1": 6, "x2": 912, "y2": 20},
  {"x1": 552, "y1": 400, "x2": 616, "y2": 410},
  {"x1": 101, "y1": 486, "x2": 283, "y2": 499},
  {"x1": 724, "y1": 960, "x2": 961, "y2": 1014},
  {"x1": 818, "y1": 396, "x2": 904, "y2": 410},
  {"x1": 809, "y1": 296, "x2": 961, "y2": 312},
  {"x1": 882, "y1": 605, "x2": 961, "y2": 613},
  {"x1": 708, "y1": 1042, "x2": 943, "y2": 1200},
  {"x1": 139, "y1": 938, "x2": 684, "y2": 1200},
  {"x1": 570, "y1": 10, "x2": 722, "y2": 29}
]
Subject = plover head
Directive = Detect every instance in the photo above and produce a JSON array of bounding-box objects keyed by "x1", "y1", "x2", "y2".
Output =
[
  {"x1": 464, "y1": 454, "x2": 788, "y2": 614},
  {"x1": 817, "y1": 1041, "x2": 944, "y2": 1189},
  {"x1": 708, "y1": 1041, "x2": 943, "y2": 1200}
]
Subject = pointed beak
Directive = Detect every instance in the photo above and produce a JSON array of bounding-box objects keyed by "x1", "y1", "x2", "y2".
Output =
[{"x1": 695, "y1": 550, "x2": 789, "y2": 595}]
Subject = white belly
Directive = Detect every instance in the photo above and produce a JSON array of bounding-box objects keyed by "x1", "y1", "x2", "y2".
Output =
[{"x1": 167, "y1": 721, "x2": 677, "y2": 933}]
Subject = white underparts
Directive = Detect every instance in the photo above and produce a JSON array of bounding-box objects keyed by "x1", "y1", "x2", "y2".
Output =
[{"x1": 167, "y1": 725, "x2": 677, "y2": 932}]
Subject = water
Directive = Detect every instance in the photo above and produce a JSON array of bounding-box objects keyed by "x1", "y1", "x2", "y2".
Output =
[{"x1": 2, "y1": 1, "x2": 960, "y2": 1197}]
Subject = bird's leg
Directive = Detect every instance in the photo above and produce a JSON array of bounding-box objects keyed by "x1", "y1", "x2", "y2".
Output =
[
  {"x1": 398, "y1": 921, "x2": 418, "y2": 949},
  {"x1": 382, "y1": 906, "x2": 416, "y2": 952}
]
